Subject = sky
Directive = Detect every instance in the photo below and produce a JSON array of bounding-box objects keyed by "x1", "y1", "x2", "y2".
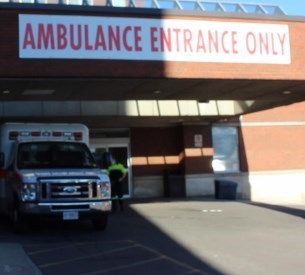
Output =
[{"x1": 210, "y1": 0, "x2": 305, "y2": 16}]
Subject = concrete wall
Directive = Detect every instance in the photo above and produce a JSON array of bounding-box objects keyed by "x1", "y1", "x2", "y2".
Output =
[
  {"x1": 134, "y1": 170, "x2": 305, "y2": 205},
  {"x1": 133, "y1": 176, "x2": 164, "y2": 198}
]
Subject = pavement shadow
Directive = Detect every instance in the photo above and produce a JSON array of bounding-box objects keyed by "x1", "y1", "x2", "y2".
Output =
[
  {"x1": 0, "y1": 203, "x2": 225, "y2": 275},
  {"x1": 246, "y1": 202, "x2": 305, "y2": 219}
]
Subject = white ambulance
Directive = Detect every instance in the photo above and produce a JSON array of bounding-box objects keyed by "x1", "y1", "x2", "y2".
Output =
[{"x1": 0, "y1": 123, "x2": 111, "y2": 231}]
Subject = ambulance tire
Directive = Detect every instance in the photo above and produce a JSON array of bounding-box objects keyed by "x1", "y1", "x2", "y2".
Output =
[
  {"x1": 11, "y1": 203, "x2": 28, "y2": 233},
  {"x1": 92, "y1": 215, "x2": 108, "y2": 231}
]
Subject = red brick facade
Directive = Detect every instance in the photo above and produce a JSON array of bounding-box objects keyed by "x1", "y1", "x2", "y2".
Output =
[
  {"x1": 130, "y1": 127, "x2": 183, "y2": 176},
  {"x1": 130, "y1": 125, "x2": 214, "y2": 177},
  {"x1": 240, "y1": 101, "x2": 305, "y2": 172},
  {"x1": 1, "y1": 8, "x2": 305, "y2": 80}
]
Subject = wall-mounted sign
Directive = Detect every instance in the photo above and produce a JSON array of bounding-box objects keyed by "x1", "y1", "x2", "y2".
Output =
[
  {"x1": 19, "y1": 14, "x2": 291, "y2": 64},
  {"x1": 194, "y1": 134, "x2": 203, "y2": 148}
]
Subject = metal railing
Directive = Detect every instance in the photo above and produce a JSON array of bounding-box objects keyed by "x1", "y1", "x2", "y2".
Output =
[{"x1": 0, "y1": 0, "x2": 286, "y2": 15}]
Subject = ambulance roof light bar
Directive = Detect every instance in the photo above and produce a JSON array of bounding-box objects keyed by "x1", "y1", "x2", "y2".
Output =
[{"x1": 9, "y1": 131, "x2": 83, "y2": 141}]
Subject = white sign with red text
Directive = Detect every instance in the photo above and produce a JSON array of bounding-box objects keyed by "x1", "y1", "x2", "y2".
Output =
[{"x1": 19, "y1": 14, "x2": 291, "y2": 64}]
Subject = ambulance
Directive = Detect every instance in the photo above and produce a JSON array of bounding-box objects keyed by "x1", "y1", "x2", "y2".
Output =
[{"x1": 0, "y1": 123, "x2": 111, "y2": 231}]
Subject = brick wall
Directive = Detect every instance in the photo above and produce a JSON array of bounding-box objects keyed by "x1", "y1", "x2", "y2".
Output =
[
  {"x1": 130, "y1": 125, "x2": 213, "y2": 176},
  {"x1": 130, "y1": 127, "x2": 183, "y2": 176},
  {"x1": 1, "y1": 7, "x2": 305, "y2": 80},
  {"x1": 240, "y1": 101, "x2": 305, "y2": 171},
  {"x1": 182, "y1": 125, "x2": 213, "y2": 174}
]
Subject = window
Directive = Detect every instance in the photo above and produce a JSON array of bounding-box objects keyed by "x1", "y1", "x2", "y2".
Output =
[
  {"x1": 17, "y1": 142, "x2": 98, "y2": 169},
  {"x1": 212, "y1": 126, "x2": 239, "y2": 173}
]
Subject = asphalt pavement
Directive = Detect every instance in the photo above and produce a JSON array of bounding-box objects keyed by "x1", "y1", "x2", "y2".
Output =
[
  {"x1": 1, "y1": 198, "x2": 305, "y2": 275},
  {"x1": 0, "y1": 243, "x2": 42, "y2": 275}
]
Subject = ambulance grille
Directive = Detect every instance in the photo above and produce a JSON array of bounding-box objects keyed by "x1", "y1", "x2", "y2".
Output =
[{"x1": 39, "y1": 177, "x2": 99, "y2": 201}]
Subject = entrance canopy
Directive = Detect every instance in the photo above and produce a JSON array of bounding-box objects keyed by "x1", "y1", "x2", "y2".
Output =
[{"x1": 0, "y1": 3, "x2": 305, "y2": 127}]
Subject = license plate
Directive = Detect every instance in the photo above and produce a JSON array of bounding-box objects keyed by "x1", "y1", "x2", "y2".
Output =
[{"x1": 63, "y1": 211, "x2": 79, "y2": 220}]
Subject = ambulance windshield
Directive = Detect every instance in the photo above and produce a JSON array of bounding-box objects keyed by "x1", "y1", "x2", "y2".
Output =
[{"x1": 17, "y1": 142, "x2": 98, "y2": 169}]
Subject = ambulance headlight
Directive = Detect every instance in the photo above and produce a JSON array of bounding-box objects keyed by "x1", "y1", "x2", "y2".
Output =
[
  {"x1": 21, "y1": 183, "x2": 37, "y2": 201},
  {"x1": 98, "y1": 182, "x2": 111, "y2": 198}
]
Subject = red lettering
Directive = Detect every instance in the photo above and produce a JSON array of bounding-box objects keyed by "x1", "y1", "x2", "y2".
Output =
[
  {"x1": 183, "y1": 29, "x2": 192, "y2": 52},
  {"x1": 134, "y1": 26, "x2": 142, "y2": 52},
  {"x1": 259, "y1": 33, "x2": 269, "y2": 54},
  {"x1": 160, "y1": 28, "x2": 171, "y2": 52},
  {"x1": 37, "y1": 24, "x2": 55, "y2": 50},
  {"x1": 208, "y1": 31, "x2": 219, "y2": 53},
  {"x1": 150, "y1": 27, "x2": 158, "y2": 52},
  {"x1": 278, "y1": 33, "x2": 286, "y2": 55},
  {"x1": 231, "y1": 31, "x2": 238, "y2": 54},
  {"x1": 23, "y1": 23, "x2": 36, "y2": 49},
  {"x1": 57, "y1": 24, "x2": 68, "y2": 50},
  {"x1": 246, "y1": 32, "x2": 256, "y2": 54},
  {"x1": 108, "y1": 26, "x2": 120, "y2": 51},
  {"x1": 221, "y1": 31, "x2": 229, "y2": 54},
  {"x1": 84, "y1": 25, "x2": 93, "y2": 50},
  {"x1": 196, "y1": 30, "x2": 206, "y2": 52},
  {"x1": 70, "y1": 24, "x2": 82, "y2": 50},
  {"x1": 172, "y1": 28, "x2": 181, "y2": 52},
  {"x1": 95, "y1": 26, "x2": 107, "y2": 50},
  {"x1": 271, "y1": 33, "x2": 278, "y2": 55},
  {"x1": 123, "y1": 26, "x2": 132, "y2": 51}
]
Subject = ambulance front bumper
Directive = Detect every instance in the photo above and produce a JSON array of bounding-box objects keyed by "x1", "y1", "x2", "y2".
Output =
[{"x1": 18, "y1": 200, "x2": 112, "y2": 220}]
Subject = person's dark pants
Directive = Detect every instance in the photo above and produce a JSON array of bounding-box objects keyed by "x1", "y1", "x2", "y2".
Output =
[{"x1": 111, "y1": 180, "x2": 124, "y2": 212}]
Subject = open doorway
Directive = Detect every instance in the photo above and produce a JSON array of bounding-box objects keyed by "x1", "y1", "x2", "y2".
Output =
[{"x1": 90, "y1": 137, "x2": 131, "y2": 198}]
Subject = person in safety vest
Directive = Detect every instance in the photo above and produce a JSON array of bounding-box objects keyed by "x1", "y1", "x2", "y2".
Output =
[{"x1": 107, "y1": 158, "x2": 127, "y2": 212}]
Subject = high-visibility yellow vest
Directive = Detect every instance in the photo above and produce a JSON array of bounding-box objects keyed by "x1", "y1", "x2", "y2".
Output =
[{"x1": 107, "y1": 163, "x2": 127, "y2": 176}]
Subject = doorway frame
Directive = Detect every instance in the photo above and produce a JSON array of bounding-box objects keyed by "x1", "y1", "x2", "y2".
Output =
[{"x1": 90, "y1": 137, "x2": 132, "y2": 198}]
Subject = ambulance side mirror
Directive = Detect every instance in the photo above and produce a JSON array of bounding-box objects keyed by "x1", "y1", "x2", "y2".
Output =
[{"x1": 0, "y1": 152, "x2": 4, "y2": 168}]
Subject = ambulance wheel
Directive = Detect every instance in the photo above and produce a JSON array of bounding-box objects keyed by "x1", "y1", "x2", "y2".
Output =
[{"x1": 92, "y1": 216, "x2": 108, "y2": 231}]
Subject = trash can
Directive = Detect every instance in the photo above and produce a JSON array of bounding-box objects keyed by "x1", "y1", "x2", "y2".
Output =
[
  {"x1": 215, "y1": 180, "x2": 237, "y2": 200},
  {"x1": 163, "y1": 170, "x2": 186, "y2": 198}
]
